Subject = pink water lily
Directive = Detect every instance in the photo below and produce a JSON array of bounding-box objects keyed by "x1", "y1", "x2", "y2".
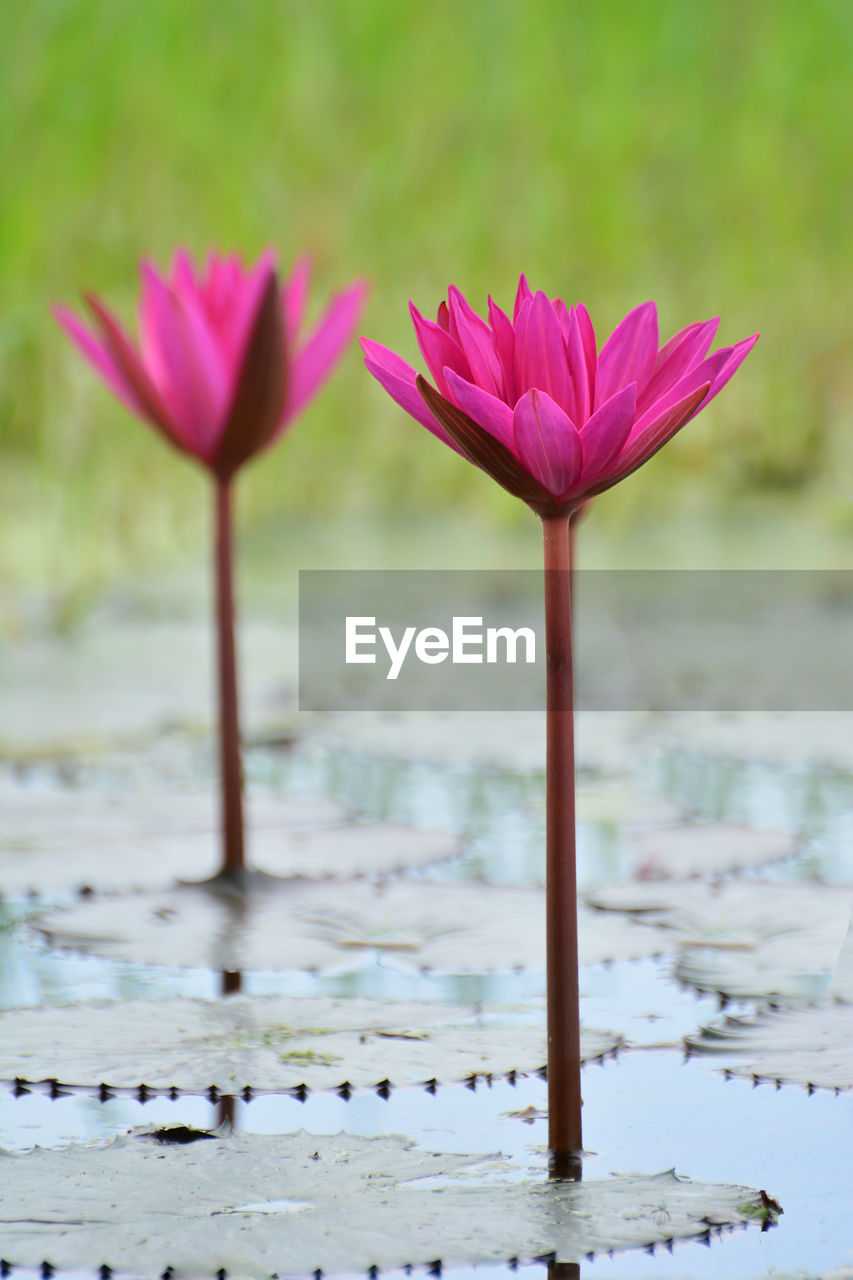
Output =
[
  {"x1": 363, "y1": 277, "x2": 757, "y2": 515},
  {"x1": 364, "y1": 275, "x2": 757, "y2": 1179},
  {"x1": 56, "y1": 249, "x2": 367, "y2": 478},
  {"x1": 55, "y1": 248, "x2": 366, "y2": 884}
]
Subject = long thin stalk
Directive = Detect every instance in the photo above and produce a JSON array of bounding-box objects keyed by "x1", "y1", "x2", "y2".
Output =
[
  {"x1": 542, "y1": 511, "x2": 582, "y2": 1180},
  {"x1": 214, "y1": 475, "x2": 245, "y2": 876}
]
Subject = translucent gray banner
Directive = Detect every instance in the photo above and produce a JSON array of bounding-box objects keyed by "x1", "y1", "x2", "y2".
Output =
[{"x1": 298, "y1": 570, "x2": 853, "y2": 711}]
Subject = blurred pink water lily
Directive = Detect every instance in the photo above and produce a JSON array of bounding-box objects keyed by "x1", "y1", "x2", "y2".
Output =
[
  {"x1": 362, "y1": 277, "x2": 757, "y2": 515},
  {"x1": 56, "y1": 249, "x2": 367, "y2": 478}
]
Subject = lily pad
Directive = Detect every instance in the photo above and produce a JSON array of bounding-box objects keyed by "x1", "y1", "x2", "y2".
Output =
[
  {"x1": 588, "y1": 880, "x2": 852, "y2": 1003},
  {"x1": 34, "y1": 878, "x2": 668, "y2": 973},
  {"x1": 0, "y1": 775, "x2": 458, "y2": 895},
  {"x1": 686, "y1": 1003, "x2": 853, "y2": 1093},
  {"x1": 626, "y1": 823, "x2": 798, "y2": 880},
  {"x1": 0, "y1": 1131, "x2": 769, "y2": 1272},
  {"x1": 0, "y1": 993, "x2": 620, "y2": 1092}
]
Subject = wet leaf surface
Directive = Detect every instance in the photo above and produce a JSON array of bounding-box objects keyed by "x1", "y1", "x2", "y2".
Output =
[
  {"x1": 0, "y1": 993, "x2": 620, "y2": 1092},
  {"x1": 0, "y1": 772, "x2": 457, "y2": 894},
  {"x1": 588, "y1": 880, "x2": 852, "y2": 1003},
  {"x1": 32, "y1": 878, "x2": 668, "y2": 972},
  {"x1": 686, "y1": 1003, "x2": 853, "y2": 1093},
  {"x1": 625, "y1": 823, "x2": 798, "y2": 879},
  {"x1": 0, "y1": 1130, "x2": 767, "y2": 1272}
]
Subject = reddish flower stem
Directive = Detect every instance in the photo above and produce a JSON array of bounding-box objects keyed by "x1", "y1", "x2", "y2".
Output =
[
  {"x1": 214, "y1": 476, "x2": 245, "y2": 876},
  {"x1": 542, "y1": 512, "x2": 582, "y2": 1180}
]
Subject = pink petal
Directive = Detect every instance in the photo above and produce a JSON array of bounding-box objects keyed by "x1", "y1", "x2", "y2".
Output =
[
  {"x1": 287, "y1": 280, "x2": 367, "y2": 419},
  {"x1": 410, "y1": 302, "x2": 470, "y2": 397},
  {"x1": 513, "y1": 273, "x2": 533, "y2": 323},
  {"x1": 701, "y1": 333, "x2": 759, "y2": 407},
  {"x1": 632, "y1": 338, "x2": 749, "y2": 439},
  {"x1": 443, "y1": 368, "x2": 514, "y2": 450},
  {"x1": 169, "y1": 248, "x2": 200, "y2": 296},
  {"x1": 513, "y1": 291, "x2": 571, "y2": 411},
  {"x1": 217, "y1": 250, "x2": 277, "y2": 379},
  {"x1": 488, "y1": 296, "x2": 516, "y2": 405},
  {"x1": 82, "y1": 294, "x2": 186, "y2": 453},
  {"x1": 613, "y1": 381, "x2": 711, "y2": 477},
  {"x1": 448, "y1": 286, "x2": 503, "y2": 398},
  {"x1": 436, "y1": 298, "x2": 454, "y2": 337},
  {"x1": 361, "y1": 338, "x2": 463, "y2": 452},
  {"x1": 597, "y1": 301, "x2": 658, "y2": 406},
  {"x1": 638, "y1": 318, "x2": 720, "y2": 414},
  {"x1": 53, "y1": 304, "x2": 146, "y2": 419},
  {"x1": 138, "y1": 261, "x2": 224, "y2": 454},
  {"x1": 512, "y1": 388, "x2": 582, "y2": 496},
  {"x1": 553, "y1": 297, "x2": 573, "y2": 344},
  {"x1": 212, "y1": 269, "x2": 288, "y2": 477},
  {"x1": 282, "y1": 255, "x2": 311, "y2": 345},
  {"x1": 575, "y1": 303, "x2": 597, "y2": 409},
  {"x1": 564, "y1": 305, "x2": 592, "y2": 426},
  {"x1": 579, "y1": 383, "x2": 637, "y2": 485}
]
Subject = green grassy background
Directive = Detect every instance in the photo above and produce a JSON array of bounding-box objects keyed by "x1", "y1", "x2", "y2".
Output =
[{"x1": 2, "y1": 0, "x2": 852, "y2": 600}]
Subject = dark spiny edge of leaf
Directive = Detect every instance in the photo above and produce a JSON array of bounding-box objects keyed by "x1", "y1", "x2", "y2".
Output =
[
  {"x1": 416, "y1": 376, "x2": 568, "y2": 518},
  {"x1": 212, "y1": 271, "x2": 287, "y2": 480},
  {"x1": 1, "y1": 1053, "x2": 621, "y2": 1104}
]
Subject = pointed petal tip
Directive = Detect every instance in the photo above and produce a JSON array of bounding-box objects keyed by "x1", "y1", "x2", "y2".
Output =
[{"x1": 50, "y1": 300, "x2": 81, "y2": 327}]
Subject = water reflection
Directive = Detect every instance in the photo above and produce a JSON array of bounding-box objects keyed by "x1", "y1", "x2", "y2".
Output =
[{"x1": 220, "y1": 969, "x2": 242, "y2": 995}]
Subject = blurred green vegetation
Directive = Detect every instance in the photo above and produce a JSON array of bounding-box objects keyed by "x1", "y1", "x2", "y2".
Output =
[{"x1": 1, "y1": 0, "x2": 852, "y2": 596}]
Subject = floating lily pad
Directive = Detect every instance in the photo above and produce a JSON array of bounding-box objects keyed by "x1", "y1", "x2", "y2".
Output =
[
  {"x1": 0, "y1": 1131, "x2": 769, "y2": 1272},
  {"x1": 34, "y1": 879, "x2": 667, "y2": 973},
  {"x1": 0, "y1": 993, "x2": 620, "y2": 1092},
  {"x1": 686, "y1": 1003, "x2": 853, "y2": 1093},
  {"x1": 626, "y1": 824, "x2": 798, "y2": 880},
  {"x1": 588, "y1": 880, "x2": 852, "y2": 1003},
  {"x1": 0, "y1": 775, "x2": 459, "y2": 895}
]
